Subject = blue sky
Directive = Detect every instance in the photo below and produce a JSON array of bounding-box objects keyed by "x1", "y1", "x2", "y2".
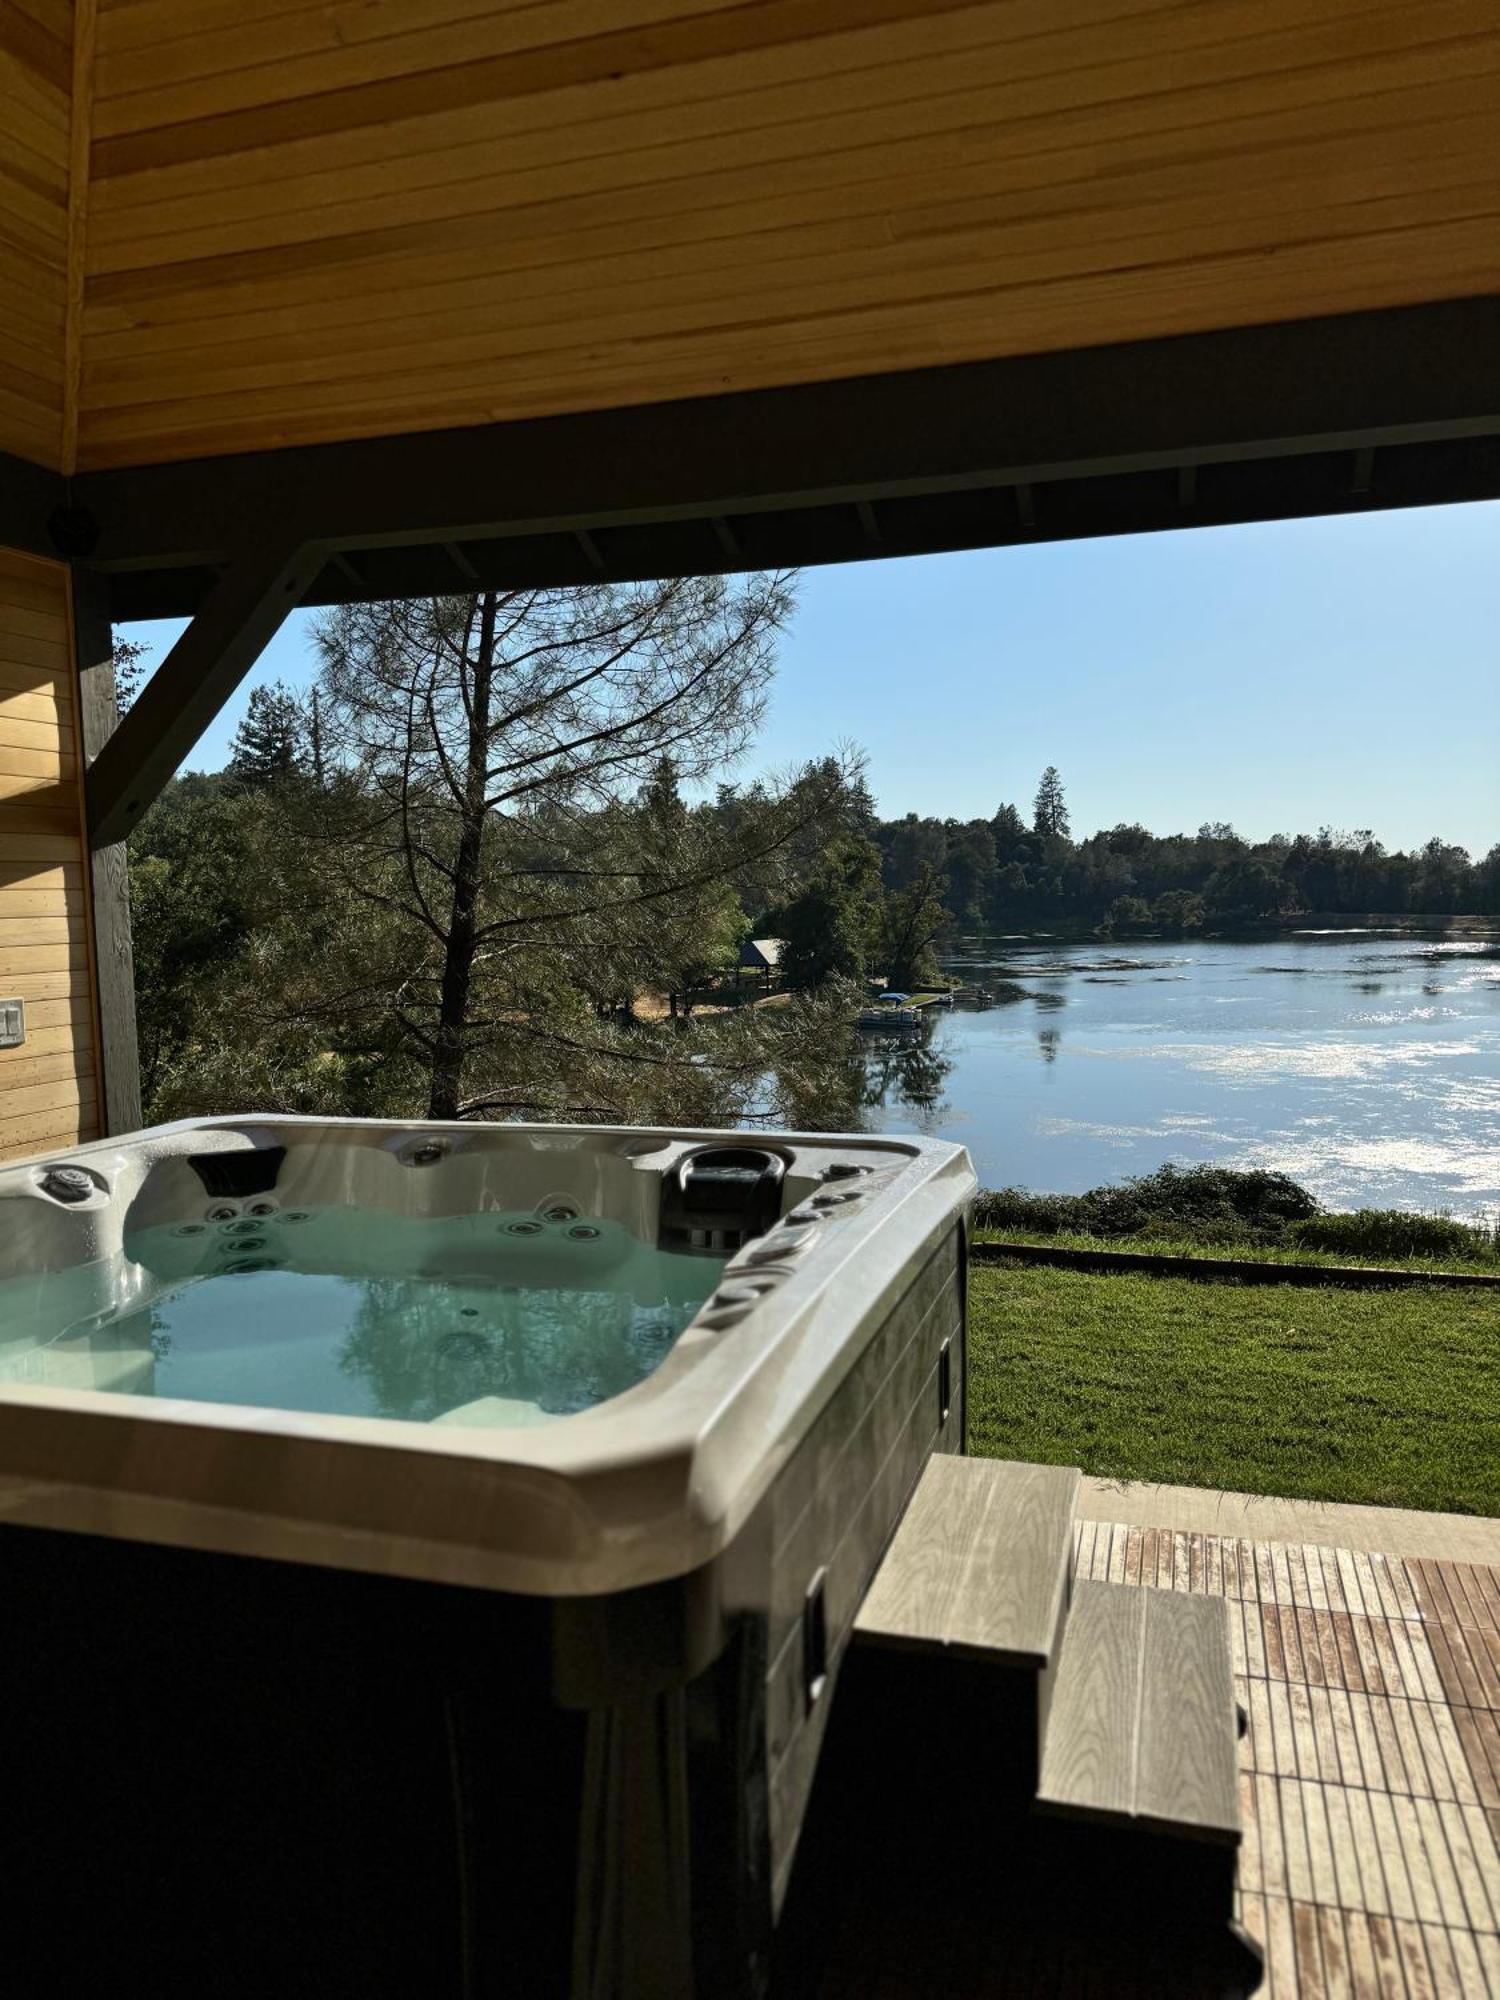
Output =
[{"x1": 125, "y1": 499, "x2": 1499, "y2": 856}]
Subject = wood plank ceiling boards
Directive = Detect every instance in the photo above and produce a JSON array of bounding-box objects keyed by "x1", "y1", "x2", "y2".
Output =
[{"x1": 26, "y1": 0, "x2": 1500, "y2": 472}]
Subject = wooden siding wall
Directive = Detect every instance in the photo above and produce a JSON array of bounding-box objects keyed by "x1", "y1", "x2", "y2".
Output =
[
  {"x1": 74, "y1": 0, "x2": 1500, "y2": 470},
  {"x1": 0, "y1": 547, "x2": 99, "y2": 1161},
  {"x1": 0, "y1": 0, "x2": 75, "y2": 468}
]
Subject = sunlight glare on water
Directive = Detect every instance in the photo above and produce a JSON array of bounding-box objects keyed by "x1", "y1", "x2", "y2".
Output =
[{"x1": 858, "y1": 923, "x2": 1500, "y2": 1215}]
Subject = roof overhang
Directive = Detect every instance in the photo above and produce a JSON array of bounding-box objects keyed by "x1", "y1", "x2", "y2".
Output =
[{"x1": 26, "y1": 293, "x2": 1499, "y2": 623}]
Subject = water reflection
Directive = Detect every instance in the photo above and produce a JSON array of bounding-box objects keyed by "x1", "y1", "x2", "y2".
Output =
[
  {"x1": 859, "y1": 1022, "x2": 955, "y2": 1119},
  {"x1": 847, "y1": 920, "x2": 1500, "y2": 1215},
  {"x1": 338, "y1": 1276, "x2": 692, "y2": 1419},
  {"x1": 966, "y1": 979, "x2": 1031, "y2": 1007},
  {"x1": 34, "y1": 1216, "x2": 725, "y2": 1425}
]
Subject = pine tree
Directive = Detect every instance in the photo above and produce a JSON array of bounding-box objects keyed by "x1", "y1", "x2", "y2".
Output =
[
  {"x1": 229, "y1": 682, "x2": 306, "y2": 786},
  {"x1": 990, "y1": 801, "x2": 1028, "y2": 861},
  {"x1": 638, "y1": 754, "x2": 687, "y2": 852},
  {"x1": 1032, "y1": 765, "x2": 1070, "y2": 839}
]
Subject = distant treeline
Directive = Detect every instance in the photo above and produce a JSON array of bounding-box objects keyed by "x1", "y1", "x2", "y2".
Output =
[{"x1": 873, "y1": 767, "x2": 1499, "y2": 935}]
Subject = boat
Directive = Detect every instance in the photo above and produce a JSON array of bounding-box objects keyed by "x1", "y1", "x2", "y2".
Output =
[{"x1": 857, "y1": 991, "x2": 922, "y2": 1030}]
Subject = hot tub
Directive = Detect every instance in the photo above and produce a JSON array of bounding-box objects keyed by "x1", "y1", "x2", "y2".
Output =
[{"x1": 0, "y1": 1116, "x2": 972, "y2": 1999}]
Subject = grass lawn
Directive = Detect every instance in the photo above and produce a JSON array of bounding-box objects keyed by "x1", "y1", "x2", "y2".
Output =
[{"x1": 966, "y1": 1259, "x2": 1500, "y2": 1516}]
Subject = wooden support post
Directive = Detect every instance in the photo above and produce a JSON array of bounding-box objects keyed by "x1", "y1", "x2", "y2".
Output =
[
  {"x1": 71, "y1": 566, "x2": 142, "y2": 1136},
  {"x1": 86, "y1": 539, "x2": 323, "y2": 851}
]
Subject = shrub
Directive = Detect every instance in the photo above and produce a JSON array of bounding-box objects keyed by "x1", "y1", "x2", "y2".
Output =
[
  {"x1": 1289, "y1": 1210, "x2": 1498, "y2": 1263},
  {"x1": 1077, "y1": 1164, "x2": 1319, "y2": 1240},
  {"x1": 973, "y1": 1164, "x2": 1320, "y2": 1243},
  {"x1": 973, "y1": 1172, "x2": 1500, "y2": 1265},
  {"x1": 972, "y1": 1186, "x2": 1093, "y2": 1235}
]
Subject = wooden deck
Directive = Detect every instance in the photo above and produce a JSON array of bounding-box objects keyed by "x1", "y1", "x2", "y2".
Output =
[{"x1": 1073, "y1": 1517, "x2": 1500, "y2": 1997}]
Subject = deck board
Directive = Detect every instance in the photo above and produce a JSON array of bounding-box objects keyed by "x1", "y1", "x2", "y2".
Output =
[
  {"x1": 1038, "y1": 1580, "x2": 1240, "y2": 1842},
  {"x1": 855, "y1": 1454, "x2": 1078, "y2": 1666},
  {"x1": 1074, "y1": 1516, "x2": 1500, "y2": 1998},
  {"x1": 1137, "y1": 1586, "x2": 1240, "y2": 1840},
  {"x1": 1036, "y1": 1580, "x2": 1144, "y2": 1823}
]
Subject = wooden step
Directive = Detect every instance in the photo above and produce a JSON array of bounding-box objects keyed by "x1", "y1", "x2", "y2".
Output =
[
  {"x1": 854, "y1": 1454, "x2": 1080, "y2": 1666},
  {"x1": 1037, "y1": 1580, "x2": 1240, "y2": 1846}
]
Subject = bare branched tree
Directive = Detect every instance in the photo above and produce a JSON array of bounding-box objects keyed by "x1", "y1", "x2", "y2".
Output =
[{"x1": 306, "y1": 578, "x2": 855, "y2": 1120}]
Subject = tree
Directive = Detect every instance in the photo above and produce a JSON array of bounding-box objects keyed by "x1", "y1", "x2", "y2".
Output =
[
  {"x1": 1102, "y1": 895, "x2": 1152, "y2": 935},
  {"x1": 1105, "y1": 821, "x2": 1153, "y2": 858},
  {"x1": 881, "y1": 812, "x2": 947, "y2": 889},
  {"x1": 634, "y1": 758, "x2": 749, "y2": 1017},
  {"x1": 229, "y1": 681, "x2": 307, "y2": 786},
  {"x1": 1412, "y1": 838, "x2": 1472, "y2": 914},
  {"x1": 112, "y1": 634, "x2": 150, "y2": 715},
  {"x1": 308, "y1": 686, "x2": 327, "y2": 787},
  {"x1": 1151, "y1": 889, "x2": 1206, "y2": 935},
  {"x1": 769, "y1": 797, "x2": 882, "y2": 992},
  {"x1": 1204, "y1": 856, "x2": 1293, "y2": 923},
  {"x1": 773, "y1": 879, "x2": 865, "y2": 990},
  {"x1": 308, "y1": 578, "x2": 860, "y2": 1122},
  {"x1": 876, "y1": 863, "x2": 948, "y2": 990},
  {"x1": 128, "y1": 771, "x2": 409, "y2": 1122},
  {"x1": 1032, "y1": 765, "x2": 1070, "y2": 839},
  {"x1": 942, "y1": 819, "x2": 997, "y2": 927},
  {"x1": 871, "y1": 799, "x2": 1486, "y2": 934},
  {"x1": 990, "y1": 801, "x2": 1029, "y2": 858},
  {"x1": 129, "y1": 777, "x2": 261, "y2": 1106}
]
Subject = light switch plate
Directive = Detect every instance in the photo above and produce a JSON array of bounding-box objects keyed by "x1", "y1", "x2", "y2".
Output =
[{"x1": 0, "y1": 998, "x2": 25, "y2": 1049}]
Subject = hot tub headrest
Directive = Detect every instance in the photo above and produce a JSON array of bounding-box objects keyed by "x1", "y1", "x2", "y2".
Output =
[{"x1": 658, "y1": 1146, "x2": 785, "y2": 1250}]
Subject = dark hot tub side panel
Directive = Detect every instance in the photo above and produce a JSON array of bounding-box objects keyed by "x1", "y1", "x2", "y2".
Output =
[
  {"x1": 762, "y1": 1228, "x2": 966, "y2": 1912},
  {"x1": 0, "y1": 1218, "x2": 968, "y2": 2000}
]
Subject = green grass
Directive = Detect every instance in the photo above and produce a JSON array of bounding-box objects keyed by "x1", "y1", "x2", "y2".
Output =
[
  {"x1": 966, "y1": 1259, "x2": 1500, "y2": 1516},
  {"x1": 970, "y1": 1225, "x2": 1500, "y2": 1278}
]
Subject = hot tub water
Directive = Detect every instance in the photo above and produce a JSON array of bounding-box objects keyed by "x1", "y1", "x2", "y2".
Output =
[{"x1": 1, "y1": 1207, "x2": 725, "y2": 1427}]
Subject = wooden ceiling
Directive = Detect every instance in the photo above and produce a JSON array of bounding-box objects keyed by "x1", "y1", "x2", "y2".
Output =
[
  {"x1": 0, "y1": 1, "x2": 74, "y2": 469},
  {"x1": 4, "y1": 0, "x2": 1500, "y2": 474}
]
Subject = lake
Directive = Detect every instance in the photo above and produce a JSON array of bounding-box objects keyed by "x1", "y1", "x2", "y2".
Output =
[{"x1": 855, "y1": 923, "x2": 1500, "y2": 1218}]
